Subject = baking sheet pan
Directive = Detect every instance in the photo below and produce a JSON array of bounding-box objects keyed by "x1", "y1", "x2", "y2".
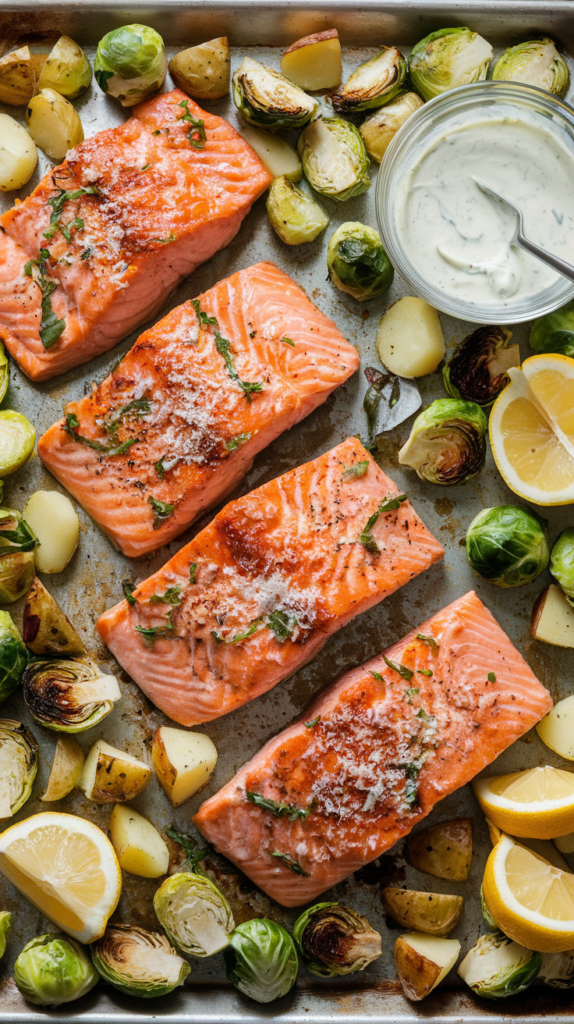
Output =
[{"x1": 0, "y1": 2, "x2": 574, "y2": 1020}]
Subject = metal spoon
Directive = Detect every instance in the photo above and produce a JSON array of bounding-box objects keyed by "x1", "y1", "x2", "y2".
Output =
[{"x1": 473, "y1": 177, "x2": 574, "y2": 284}]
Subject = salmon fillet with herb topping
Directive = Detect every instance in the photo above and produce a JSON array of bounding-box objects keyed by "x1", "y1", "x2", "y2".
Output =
[
  {"x1": 96, "y1": 437, "x2": 444, "y2": 725},
  {"x1": 38, "y1": 261, "x2": 359, "y2": 557},
  {"x1": 0, "y1": 88, "x2": 272, "y2": 381},
  {"x1": 193, "y1": 590, "x2": 553, "y2": 906}
]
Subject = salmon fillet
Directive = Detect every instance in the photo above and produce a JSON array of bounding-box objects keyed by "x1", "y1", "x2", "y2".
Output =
[
  {"x1": 97, "y1": 438, "x2": 444, "y2": 725},
  {"x1": 0, "y1": 89, "x2": 272, "y2": 381},
  {"x1": 37, "y1": 262, "x2": 359, "y2": 557},
  {"x1": 193, "y1": 591, "x2": 553, "y2": 906}
]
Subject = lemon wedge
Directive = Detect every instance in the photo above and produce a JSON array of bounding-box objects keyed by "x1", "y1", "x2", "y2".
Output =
[
  {"x1": 0, "y1": 811, "x2": 121, "y2": 943},
  {"x1": 473, "y1": 766, "x2": 574, "y2": 839},
  {"x1": 489, "y1": 357, "x2": 574, "y2": 505},
  {"x1": 483, "y1": 832, "x2": 574, "y2": 952}
]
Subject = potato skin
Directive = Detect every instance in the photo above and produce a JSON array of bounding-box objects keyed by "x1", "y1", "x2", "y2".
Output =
[
  {"x1": 394, "y1": 935, "x2": 441, "y2": 1001},
  {"x1": 407, "y1": 818, "x2": 473, "y2": 881},
  {"x1": 169, "y1": 37, "x2": 230, "y2": 100},
  {"x1": 382, "y1": 888, "x2": 463, "y2": 936},
  {"x1": 92, "y1": 751, "x2": 150, "y2": 803},
  {"x1": 283, "y1": 29, "x2": 339, "y2": 55},
  {"x1": 0, "y1": 47, "x2": 37, "y2": 106},
  {"x1": 41, "y1": 735, "x2": 84, "y2": 801}
]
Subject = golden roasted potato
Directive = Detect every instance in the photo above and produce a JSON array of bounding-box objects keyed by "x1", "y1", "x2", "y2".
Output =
[
  {"x1": 407, "y1": 818, "x2": 473, "y2": 882},
  {"x1": 77, "y1": 739, "x2": 151, "y2": 803},
  {"x1": 281, "y1": 30, "x2": 342, "y2": 90},
  {"x1": 377, "y1": 296, "x2": 445, "y2": 378},
  {"x1": 23, "y1": 491, "x2": 80, "y2": 573},
  {"x1": 169, "y1": 37, "x2": 229, "y2": 100},
  {"x1": 153, "y1": 725, "x2": 217, "y2": 807},
  {"x1": 382, "y1": 888, "x2": 463, "y2": 936},
  {"x1": 25, "y1": 87, "x2": 83, "y2": 160},
  {"x1": 41, "y1": 735, "x2": 84, "y2": 801},
  {"x1": 0, "y1": 46, "x2": 37, "y2": 105},
  {"x1": 395, "y1": 932, "x2": 460, "y2": 1001},
  {"x1": 109, "y1": 804, "x2": 169, "y2": 878},
  {"x1": 37, "y1": 36, "x2": 92, "y2": 99},
  {"x1": 532, "y1": 584, "x2": 574, "y2": 647},
  {"x1": 23, "y1": 576, "x2": 86, "y2": 656},
  {"x1": 360, "y1": 92, "x2": 424, "y2": 163},
  {"x1": 0, "y1": 113, "x2": 37, "y2": 192}
]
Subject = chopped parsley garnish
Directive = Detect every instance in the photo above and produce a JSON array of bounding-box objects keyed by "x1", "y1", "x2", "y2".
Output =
[
  {"x1": 417, "y1": 669, "x2": 433, "y2": 677},
  {"x1": 189, "y1": 562, "x2": 198, "y2": 584},
  {"x1": 281, "y1": 336, "x2": 295, "y2": 346},
  {"x1": 405, "y1": 686, "x2": 420, "y2": 703},
  {"x1": 80, "y1": 247, "x2": 93, "y2": 260},
  {"x1": 342, "y1": 461, "x2": 369, "y2": 480},
  {"x1": 417, "y1": 633, "x2": 438, "y2": 649},
  {"x1": 63, "y1": 413, "x2": 137, "y2": 456},
  {"x1": 397, "y1": 756, "x2": 427, "y2": 808},
  {"x1": 267, "y1": 609, "x2": 297, "y2": 642},
  {"x1": 246, "y1": 791, "x2": 310, "y2": 821},
  {"x1": 24, "y1": 248, "x2": 66, "y2": 349},
  {"x1": 155, "y1": 459, "x2": 165, "y2": 479},
  {"x1": 105, "y1": 398, "x2": 150, "y2": 437},
  {"x1": 122, "y1": 579, "x2": 136, "y2": 605},
  {"x1": 43, "y1": 186, "x2": 99, "y2": 241},
  {"x1": 383, "y1": 654, "x2": 413, "y2": 681},
  {"x1": 225, "y1": 432, "x2": 251, "y2": 451},
  {"x1": 270, "y1": 851, "x2": 310, "y2": 876},
  {"x1": 191, "y1": 299, "x2": 217, "y2": 328},
  {"x1": 191, "y1": 299, "x2": 263, "y2": 402},
  {"x1": 416, "y1": 707, "x2": 434, "y2": 721},
  {"x1": 134, "y1": 619, "x2": 175, "y2": 647},
  {"x1": 304, "y1": 715, "x2": 321, "y2": 728},
  {"x1": 487, "y1": 672, "x2": 496, "y2": 683},
  {"x1": 370, "y1": 671, "x2": 384, "y2": 683},
  {"x1": 165, "y1": 826, "x2": 209, "y2": 871},
  {"x1": 359, "y1": 494, "x2": 408, "y2": 555},
  {"x1": 150, "y1": 585, "x2": 181, "y2": 606},
  {"x1": 142, "y1": 163, "x2": 150, "y2": 170},
  {"x1": 178, "y1": 99, "x2": 207, "y2": 149},
  {"x1": 149, "y1": 495, "x2": 175, "y2": 528},
  {"x1": 60, "y1": 216, "x2": 84, "y2": 243},
  {"x1": 212, "y1": 620, "x2": 261, "y2": 645}
]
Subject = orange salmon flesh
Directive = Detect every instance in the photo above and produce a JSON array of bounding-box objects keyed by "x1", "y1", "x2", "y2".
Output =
[
  {"x1": 193, "y1": 590, "x2": 553, "y2": 905},
  {"x1": 97, "y1": 437, "x2": 444, "y2": 725},
  {"x1": 38, "y1": 261, "x2": 359, "y2": 557}
]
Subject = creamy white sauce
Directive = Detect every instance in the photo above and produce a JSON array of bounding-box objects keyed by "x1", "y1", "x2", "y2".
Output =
[{"x1": 395, "y1": 105, "x2": 574, "y2": 306}]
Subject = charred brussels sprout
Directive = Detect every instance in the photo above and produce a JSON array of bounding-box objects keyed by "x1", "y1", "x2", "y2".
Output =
[
  {"x1": 360, "y1": 91, "x2": 424, "y2": 163},
  {"x1": 327, "y1": 222, "x2": 393, "y2": 301},
  {"x1": 0, "y1": 612, "x2": 30, "y2": 702},
  {"x1": 91, "y1": 924, "x2": 190, "y2": 998},
  {"x1": 458, "y1": 931, "x2": 540, "y2": 999},
  {"x1": 409, "y1": 27, "x2": 493, "y2": 101},
  {"x1": 293, "y1": 902, "x2": 382, "y2": 977},
  {"x1": 298, "y1": 117, "x2": 370, "y2": 201},
  {"x1": 539, "y1": 950, "x2": 574, "y2": 989},
  {"x1": 550, "y1": 528, "x2": 574, "y2": 606},
  {"x1": 233, "y1": 56, "x2": 317, "y2": 131},
  {"x1": 0, "y1": 719, "x2": 38, "y2": 818},
  {"x1": 22, "y1": 657, "x2": 121, "y2": 733},
  {"x1": 0, "y1": 912, "x2": 10, "y2": 959},
  {"x1": 266, "y1": 176, "x2": 329, "y2": 245},
  {"x1": 154, "y1": 872, "x2": 235, "y2": 957},
  {"x1": 14, "y1": 933, "x2": 98, "y2": 1006},
  {"x1": 398, "y1": 399, "x2": 487, "y2": 485},
  {"x1": 492, "y1": 39, "x2": 569, "y2": 97},
  {"x1": 330, "y1": 46, "x2": 407, "y2": 113},
  {"x1": 466, "y1": 505, "x2": 549, "y2": 587},
  {"x1": 443, "y1": 326, "x2": 519, "y2": 406},
  {"x1": 224, "y1": 918, "x2": 298, "y2": 1003},
  {"x1": 0, "y1": 551, "x2": 35, "y2": 603},
  {"x1": 530, "y1": 299, "x2": 574, "y2": 358},
  {"x1": 95, "y1": 24, "x2": 167, "y2": 106}
]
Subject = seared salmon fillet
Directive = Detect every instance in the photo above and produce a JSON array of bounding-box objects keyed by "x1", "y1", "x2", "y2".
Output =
[
  {"x1": 193, "y1": 591, "x2": 553, "y2": 906},
  {"x1": 97, "y1": 438, "x2": 444, "y2": 725},
  {"x1": 0, "y1": 89, "x2": 272, "y2": 381},
  {"x1": 38, "y1": 262, "x2": 359, "y2": 557}
]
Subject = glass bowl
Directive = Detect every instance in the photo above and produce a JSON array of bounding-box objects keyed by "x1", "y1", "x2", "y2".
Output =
[{"x1": 376, "y1": 81, "x2": 574, "y2": 324}]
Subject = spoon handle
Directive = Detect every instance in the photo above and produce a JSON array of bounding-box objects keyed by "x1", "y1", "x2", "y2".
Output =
[{"x1": 517, "y1": 231, "x2": 574, "y2": 285}]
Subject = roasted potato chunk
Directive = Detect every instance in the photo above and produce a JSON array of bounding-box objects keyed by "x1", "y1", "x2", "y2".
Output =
[
  {"x1": 153, "y1": 725, "x2": 217, "y2": 807},
  {"x1": 0, "y1": 46, "x2": 37, "y2": 105},
  {"x1": 41, "y1": 735, "x2": 84, "y2": 801},
  {"x1": 281, "y1": 29, "x2": 342, "y2": 91},
  {"x1": 382, "y1": 888, "x2": 463, "y2": 936},
  {"x1": 169, "y1": 37, "x2": 230, "y2": 100},
  {"x1": 25, "y1": 87, "x2": 83, "y2": 160},
  {"x1": 407, "y1": 818, "x2": 473, "y2": 881},
  {"x1": 77, "y1": 739, "x2": 151, "y2": 803},
  {"x1": 109, "y1": 804, "x2": 169, "y2": 878},
  {"x1": 395, "y1": 932, "x2": 461, "y2": 1001},
  {"x1": 0, "y1": 113, "x2": 37, "y2": 192}
]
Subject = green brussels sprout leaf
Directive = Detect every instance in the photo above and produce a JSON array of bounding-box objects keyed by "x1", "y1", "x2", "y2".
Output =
[
  {"x1": 14, "y1": 932, "x2": 98, "y2": 1006},
  {"x1": 458, "y1": 931, "x2": 541, "y2": 999},
  {"x1": 327, "y1": 222, "x2": 393, "y2": 301},
  {"x1": 331, "y1": 46, "x2": 407, "y2": 113},
  {"x1": 443, "y1": 326, "x2": 519, "y2": 406},
  {"x1": 94, "y1": 24, "x2": 167, "y2": 106},
  {"x1": 233, "y1": 56, "x2": 317, "y2": 131},
  {"x1": 492, "y1": 38, "x2": 569, "y2": 97},
  {"x1": 398, "y1": 398, "x2": 487, "y2": 485},
  {"x1": 466, "y1": 505, "x2": 549, "y2": 587},
  {"x1": 224, "y1": 918, "x2": 298, "y2": 1003},
  {"x1": 92, "y1": 924, "x2": 190, "y2": 998},
  {"x1": 298, "y1": 118, "x2": 370, "y2": 202},
  {"x1": 293, "y1": 902, "x2": 381, "y2": 976},
  {"x1": 530, "y1": 299, "x2": 574, "y2": 359},
  {"x1": 409, "y1": 27, "x2": 493, "y2": 101},
  {"x1": 266, "y1": 176, "x2": 329, "y2": 245}
]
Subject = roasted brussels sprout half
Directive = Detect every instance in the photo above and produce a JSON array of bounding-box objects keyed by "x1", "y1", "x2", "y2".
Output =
[
  {"x1": 360, "y1": 91, "x2": 424, "y2": 163},
  {"x1": 550, "y1": 528, "x2": 574, "y2": 606},
  {"x1": 37, "y1": 36, "x2": 92, "y2": 99},
  {"x1": 409, "y1": 27, "x2": 493, "y2": 101},
  {"x1": 466, "y1": 505, "x2": 549, "y2": 588},
  {"x1": 92, "y1": 924, "x2": 190, "y2": 998},
  {"x1": 23, "y1": 576, "x2": 86, "y2": 656},
  {"x1": 0, "y1": 412, "x2": 35, "y2": 477},
  {"x1": 492, "y1": 38, "x2": 569, "y2": 96},
  {"x1": 398, "y1": 399, "x2": 487, "y2": 485},
  {"x1": 0, "y1": 719, "x2": 38, "y2": 818},
  {"x1": 298, "y1": 117, "x2": 370, "y2": 201},
  {"x1": 0, "y1": 612, "x2": 30, "y2": 703},
  {"x1": 0, "y1": 550, "x2": 34, "y2": 603},
  {"x1": 443, "y1": 326, "x2": 519, "y2": 406},
  {"x1": 95, "y1": 24, "x2": 167, "y2": 106},
  {"x1": 530, "y1": 299, "x2": 574, "y2": 358},
  {"x1": 293, "y1": 902, "x2": 381, "y2": 977},
  {"x1": 154, "y1": 872, "x2": 235, "y2": 957},
  {"x1": 539, "y1": 949, "x2": 574, "y2": 989},
  {"x1": 267, "y1": 176, "x2": 329, "y2": 245},
  {"x1": 0, "y1": 911, "x2": 10, "y2": 959},
  {"x1": 458, "y1": 931, "x2": 540, "y2": 999},
  {"x1": 0, "y1": 508, "x2": 37, "y2": 554},
  {"x1": 330, "y1": 46, "x2": 407, "y2": 113},
  {"x1": 233, "y1": 56, "x2": 317, "y2": 131},
  {"x1": 224, "y1": 918, "x2": 298, "y2": 1003},
  {"x1": 14, "y1": 933, "x2": 98, "y2": 1007},
  {"x1": 22, "y1": 657, "x2": 121, "y2": 733},
  {"x1": 327, "y1": 222, "x2": 393, "y2": 301}
]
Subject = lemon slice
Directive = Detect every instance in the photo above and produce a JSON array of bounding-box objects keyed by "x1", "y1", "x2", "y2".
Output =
[
  {"x1": 0, "y1": 811, "x2": 121, "y2": 943},
  {"x1": 483, "y1": 832, "x2": 574, "y2": 951},
  {"x1": 489, "y1": 364, "x2": 574, "y2": 505},
  {"x1": 474, "y1": 766, "x2": 574, "y2": 839},
  {"x1": 522, "y1": 353, "x2": 574, "y2": 457}
]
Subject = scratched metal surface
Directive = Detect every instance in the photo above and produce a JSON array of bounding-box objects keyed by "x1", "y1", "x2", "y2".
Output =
[{"x1": 0, "y1": 2, "x2": 573, "y2": 1021}]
